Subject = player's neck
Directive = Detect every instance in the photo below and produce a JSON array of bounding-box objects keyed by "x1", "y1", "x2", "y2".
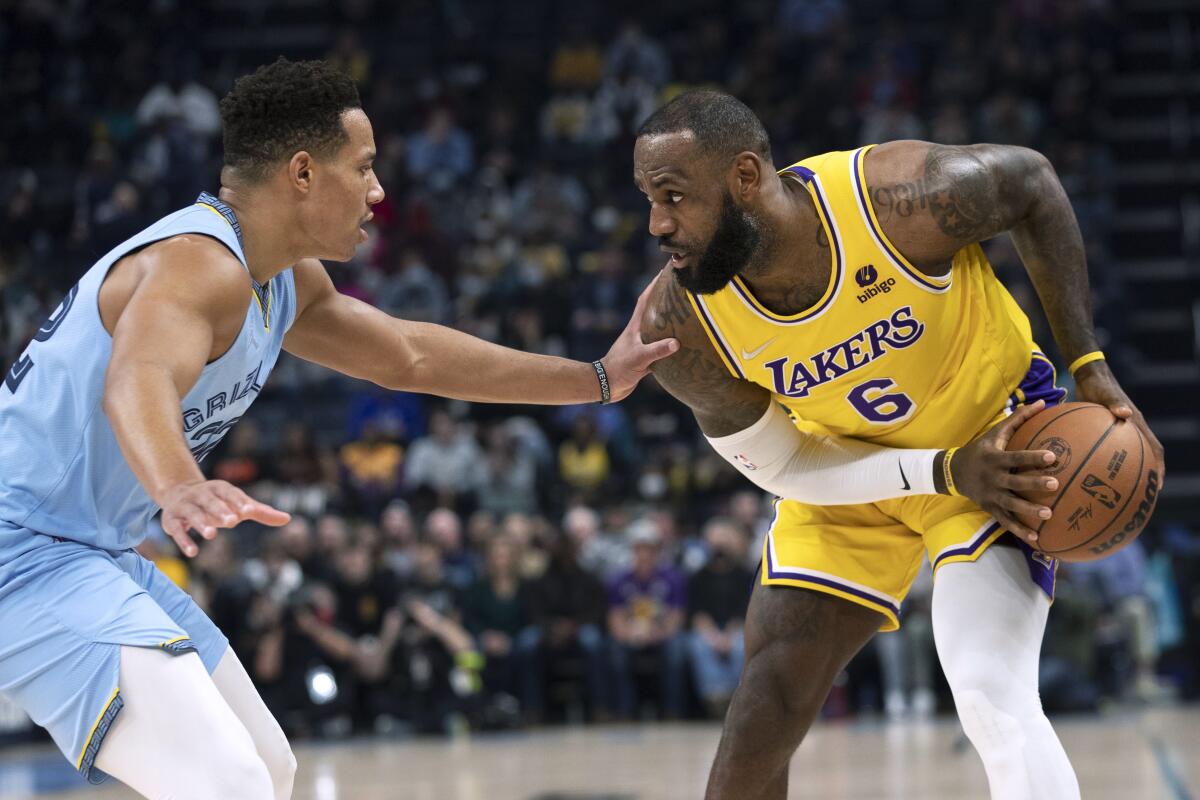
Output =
[
  {"x1": 216, "y1": 186, "x2": 299, "y2": 286},
  {"x1": 736, "y1": 176, "x2": 829, "y2": 313}
]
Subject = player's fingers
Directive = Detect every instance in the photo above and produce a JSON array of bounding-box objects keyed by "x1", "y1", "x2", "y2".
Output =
[
  {"x1": 196, "y1": 494, "x2": 239, "y2": 530},
  {"x1": 1002, "y1": 449, "x2": 1058, "y2": 470},
  {"x1": 219, "y1": 486, "x2": 290, "y2": 526},
  {"x1": 164, "y1": 516, "x2": 200, "y2": 557},
  {"x1": 990, "y1": 399, "x2": 1045, "y2": 447},
  {"x1": 1109, "y1": 404, "x2": 1133, "y2": 419},
  {"x1": 991, "y1": 507, "x2": 1040, "y2": 544},
  {"x1": 639, "y1": 337, "x2": 679, "y2": 364},
  {"x1": 235, "y1": 498, "x2": 291, "y2": 527},
  {"x1": 999, "y1": 492, "x2": 1051, "y2": 524},
  {"x1": 1003, "y1": 472, "x2": 1059, "y2": 494}
]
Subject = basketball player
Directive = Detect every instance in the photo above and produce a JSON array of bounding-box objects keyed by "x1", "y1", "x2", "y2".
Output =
[
  {"x1": 635, "y1": 91, "x2": 1163, "y2": 800},
  {"x1": 0, "y1": 59, "x2": 675, "y2": 800}
]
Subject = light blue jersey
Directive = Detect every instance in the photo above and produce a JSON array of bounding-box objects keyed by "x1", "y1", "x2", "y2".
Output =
[
  {"x1": 0, "y1": 192, "x2": 296, "y2": 550},
  {"x1": 0, "y1": 192, "x2": 297, "y2": 783}
]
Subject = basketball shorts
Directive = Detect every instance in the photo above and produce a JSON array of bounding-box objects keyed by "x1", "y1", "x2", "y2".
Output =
[
  {"x1": 762, "y1": 352, "x2": 1065, "y2": 631},
  {"x1": 0, "y1": 523, "x2": 228, "y2": 784}
]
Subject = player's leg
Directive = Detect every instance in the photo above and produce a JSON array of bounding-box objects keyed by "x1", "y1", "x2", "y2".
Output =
[
  {"x1": 933, "y1": 542, "x2": 1080, "y2": 800},
  {"x1": 211, "y1": 646, "x2": 298, "y2": 800},
  {"x1": 704, "y1": 577, "x2": 882, "y2": 800},
  {"x1": 94, "y1": 645, "x2": 274, "y2": 800},
  {"x1": 118, "y1": 548, "x2": 297, "y2": 798}
]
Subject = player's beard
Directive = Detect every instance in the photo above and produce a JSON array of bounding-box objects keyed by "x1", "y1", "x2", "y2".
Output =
[{"x1": 671, "y1": 191, "x2": 762, "y2": 296}]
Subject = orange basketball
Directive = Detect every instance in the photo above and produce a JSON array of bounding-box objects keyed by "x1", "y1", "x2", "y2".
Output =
[{"x1": 1005, "y1": 402, "x2": 1162, "y2": 562}]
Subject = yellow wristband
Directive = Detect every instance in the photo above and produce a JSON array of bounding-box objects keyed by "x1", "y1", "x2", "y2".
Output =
[
  {"x1": 1068, "y1": 351, "x2": 1105, "y2": 376},
  {"x1": 942, "y1": 447, "x2": 961, "y2": 497}
]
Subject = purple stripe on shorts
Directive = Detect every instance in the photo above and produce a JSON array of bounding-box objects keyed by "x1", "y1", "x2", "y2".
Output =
[{"x1": 765, "y1": 540, "x2": 900, "y2": 616}]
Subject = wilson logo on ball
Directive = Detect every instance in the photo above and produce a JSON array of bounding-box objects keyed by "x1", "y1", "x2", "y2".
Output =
[{"x1": 1091, "y1": 469, "x2": 1159, "y2": 556}]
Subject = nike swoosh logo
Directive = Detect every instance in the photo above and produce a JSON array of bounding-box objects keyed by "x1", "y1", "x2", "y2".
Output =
[
  {"x1": 899, "y1": 462, "x2": 911, "y2": 491},
  {"x1": 740, "y1": 337, "x2": 777, "y2": 361}
]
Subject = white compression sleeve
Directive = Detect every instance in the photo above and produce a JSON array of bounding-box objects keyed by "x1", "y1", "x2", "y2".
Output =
[
  {"x1": 705, "y1": 401, "x2": 941, "y2": 504},
  {"x1": 934, "y1": 545, "x2": 1080, "y2": 800}
]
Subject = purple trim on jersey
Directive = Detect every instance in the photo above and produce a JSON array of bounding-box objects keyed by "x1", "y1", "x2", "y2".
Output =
[
  {"x1": 782, "y1": 165, "x2": 815, "y2": 182},
  {"x1": 1009, "y1": 353, "x2": 1068, "y2": 409},
  {"x1": 691, "y1": 293, "x2": 746, "y2": 379},
  {"x1": 851, "y1": 149, "x2": 950, "y2": 294},
  {"x1": 933, "y1": 521, "x2": 1002, "y2": 569},
  {"x1": 731, "y1": 168, "x2": 842, "y2": 324},
  {"x1": 765, "y1": 539, "x2": 901, "y2": 616}
]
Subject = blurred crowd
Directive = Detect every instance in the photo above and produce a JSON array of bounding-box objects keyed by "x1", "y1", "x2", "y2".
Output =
[{"x1": 2, "y1": 0, "x2": 1198, "y2": 739}]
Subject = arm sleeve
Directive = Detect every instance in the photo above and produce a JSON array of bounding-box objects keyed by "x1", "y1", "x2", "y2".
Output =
[{"x1": 705, "y1": 401, "x2": 942, "y2": 505}]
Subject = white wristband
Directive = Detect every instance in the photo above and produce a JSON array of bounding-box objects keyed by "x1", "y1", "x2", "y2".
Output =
[{"x1": 706, "y1": 401, "x2": 939, "y2": 504}]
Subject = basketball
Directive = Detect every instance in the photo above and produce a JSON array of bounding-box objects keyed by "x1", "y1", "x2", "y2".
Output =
[{"x1": 1006, "y1": 401, "x2": 1162, "y2": 562}]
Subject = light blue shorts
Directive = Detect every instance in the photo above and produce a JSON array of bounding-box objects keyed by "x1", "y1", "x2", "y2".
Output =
[{"x1": 0, "y1": 523, "x2": 228, "y2": 784}]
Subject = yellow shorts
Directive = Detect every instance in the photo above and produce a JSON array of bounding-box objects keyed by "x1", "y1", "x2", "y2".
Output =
[
  {"x1": 762, "y1": 353, "x2": 1064, "y2": 631},
  {"x1": 762, "y1": 495, "x2": 1014, "y2": 631}
]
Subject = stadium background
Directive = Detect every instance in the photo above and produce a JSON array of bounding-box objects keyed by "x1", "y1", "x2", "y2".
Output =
[{"x1": 1, "y1": 0, "x2": 1198, "y2": 792}]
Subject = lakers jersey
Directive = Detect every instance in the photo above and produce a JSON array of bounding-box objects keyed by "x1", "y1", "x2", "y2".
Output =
[
  {"x1": 689, "y1": 146, "x2": 1037, "y2": 449},
  {"x1": 0, "y1": 192, "x2": 296, "y2": 550}
]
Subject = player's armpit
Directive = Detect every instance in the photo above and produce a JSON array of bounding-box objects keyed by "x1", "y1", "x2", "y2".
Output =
[
  {"x1": 864, "y1": 141, "x2": 1057, "y2": 272},
  {"x1": 640, "y1": 267, "x2": 770, "y2": 437}
]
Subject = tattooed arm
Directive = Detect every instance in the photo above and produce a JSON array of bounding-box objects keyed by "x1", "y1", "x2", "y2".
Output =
[
  {"x1": 640, "y1": 268, "x2": 771, "y2": 437},
  {"x1": 865, "y1": 140, "x2": 1164, "y2": 475}
]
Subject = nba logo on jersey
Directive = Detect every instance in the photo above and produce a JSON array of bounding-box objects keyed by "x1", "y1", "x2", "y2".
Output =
[
  {"x1": 855, "y1": 264, "x2": 878, "y2": 287},
  {"x1": 735, "y1": 453, "x2": 758, "y2": 470}
]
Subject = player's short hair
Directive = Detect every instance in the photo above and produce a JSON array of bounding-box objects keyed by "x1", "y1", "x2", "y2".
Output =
[
  {"x1": 219, "y1": 58, "x2": 361, "y2": 181},
  {"x1": 637, "y1": 89, "x2": 772, "y2": 164}
]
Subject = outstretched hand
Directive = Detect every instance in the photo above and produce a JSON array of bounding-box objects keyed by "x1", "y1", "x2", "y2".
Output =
[
  {"x1": 601, "y1": 272, "x2": 679, "y2": 402},
  {"x1": 159, "y1": 479, "x2": 291, "y2": 557},
  {"x1": 951, "y1": 399, "x2": 1060, "y2": 544}
]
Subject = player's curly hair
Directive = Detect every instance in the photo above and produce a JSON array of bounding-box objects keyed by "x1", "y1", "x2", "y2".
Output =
[
  {"x1": 638, "y1": 89, "x2": 771, "y2": 164},
  {"x1": 219, "y1": 58, "x2": 361, "y2": 181}
]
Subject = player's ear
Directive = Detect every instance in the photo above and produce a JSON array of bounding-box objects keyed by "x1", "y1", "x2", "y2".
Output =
[
  {"x1": 730, "y1": 151, "x2": 766, "y2": 201},
  {"x1": 288, "y1": 151, "x2": 314, "y2": 194}
]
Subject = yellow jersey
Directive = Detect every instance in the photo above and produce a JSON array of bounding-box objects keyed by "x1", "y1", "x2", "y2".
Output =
[{"x1": 687, "y1": 145, "x2": 1037, "y2": 449}]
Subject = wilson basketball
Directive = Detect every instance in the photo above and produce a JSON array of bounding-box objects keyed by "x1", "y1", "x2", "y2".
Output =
[{"x1": 1006, "y1": 402, "x2": 1162, "y2": 562}]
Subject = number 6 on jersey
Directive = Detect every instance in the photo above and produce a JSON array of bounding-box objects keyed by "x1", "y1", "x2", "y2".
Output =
[{"x1": 847, "y1": 377, "x2": 915, "y2": 424}]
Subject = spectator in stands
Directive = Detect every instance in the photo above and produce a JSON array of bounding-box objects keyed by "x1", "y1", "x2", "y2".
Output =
[
  {"x1": 425, "y1": 507, "x2": 477, "y2": 590},
  {"x1": 338, "y1": 418, "x2": 406, "y2": 519},
  {"x1": 401, "y1": 540, "x2": 481, "y2": 732},
  {"x1": 559, "y1": 414, "x2": 611, "y2": 502},
  {"x1": 686, "y1": 519, "x2": 753, "y2": 719},
  {"x1": 462, "y1": 535, "x2": 534, "y2": 715},
  {"x1": 404, "y1": 409, "x2": 485, "y2": 513},
  {"x1": 380, "y1": 500, "x2": 419, "y2": 581},
  {"x1": 874, "y1": 562, "x2": 937, "y2": 719},
  {"x1": 1069, "y1": 541, "x2": 1173, "y2": 702},
  {"x1": 406, "y1": 106, "x2": 474, "y2": 192},
  {"x1": 477, "y1": 424, "x2": 540, "y2": 516},
  {"x1": 607, "y1": 519, "x2": 687, "y2": 719}
]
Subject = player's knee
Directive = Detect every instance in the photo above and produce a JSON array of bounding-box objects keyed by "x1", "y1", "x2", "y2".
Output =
[
  {"x1": 208, "y1": 747, "x2": 274, "y2": 800},
  {"x1": 743, "y1": 639, "x2": 826, "y2": 729}
]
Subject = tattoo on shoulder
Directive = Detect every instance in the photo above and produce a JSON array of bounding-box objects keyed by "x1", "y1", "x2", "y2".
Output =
[
  {"x1": 645, "y1": 275, "x2": 768, "y2": 436},
  {"x1": 654, "y1": 275, "x2": 692, "y2": 332},
  {"x1": 873, "y1": 145, "x2": 1001, "y2": 244}
]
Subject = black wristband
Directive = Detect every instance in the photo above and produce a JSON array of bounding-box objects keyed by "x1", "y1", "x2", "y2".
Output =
[{"x1": 592, "y1": 360, "x2": 611, "y2": 404}]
